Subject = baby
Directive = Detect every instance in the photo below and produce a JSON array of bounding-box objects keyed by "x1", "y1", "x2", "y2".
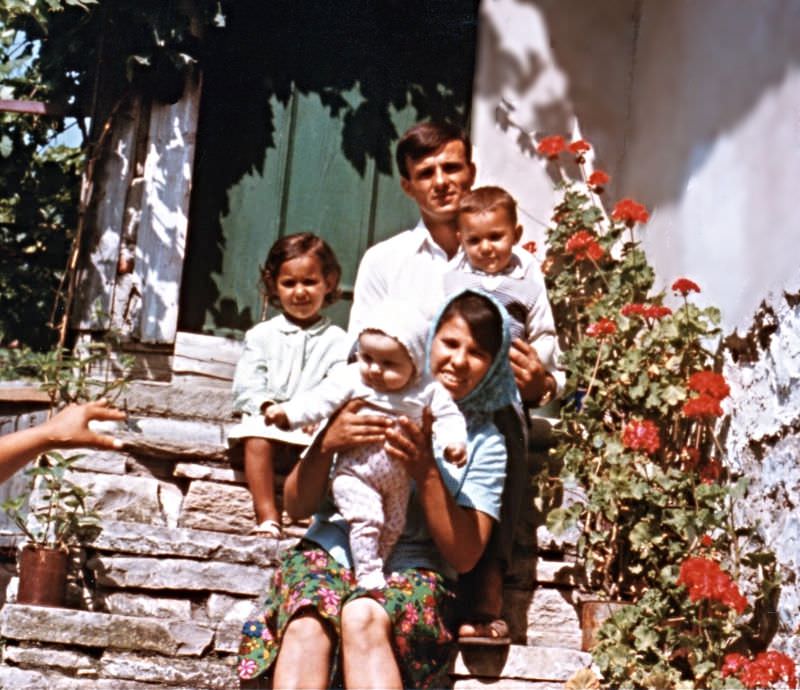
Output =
[
  {"x1": 265, "y1": 302, "x2": 467, "y2": 589},
  {"x1": 444, "y1": 185, "x2": 560, "y2": 390}
]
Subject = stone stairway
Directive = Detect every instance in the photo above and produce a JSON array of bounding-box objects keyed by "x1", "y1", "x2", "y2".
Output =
[{"x1": 0, "y1": 380, "x2": 591, "y2": 689}]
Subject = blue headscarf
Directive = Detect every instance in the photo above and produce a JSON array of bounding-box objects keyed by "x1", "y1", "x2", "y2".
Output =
[{"x1": 425, "y1": 288, "x2": 521, "y2": 422}]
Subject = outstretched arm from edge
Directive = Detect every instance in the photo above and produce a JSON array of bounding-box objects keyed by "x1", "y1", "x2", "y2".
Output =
[
  {"x1": 385, "y1": 411, "x2": 494, "y2": 573},
  {"x1": 0, "y1": 400, "x2": 126, "y2": 485}
]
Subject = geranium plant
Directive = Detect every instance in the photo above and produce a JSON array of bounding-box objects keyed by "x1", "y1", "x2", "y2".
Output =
[{"x1": 536, "y1": 136, "x2": 793, "y2": 688}]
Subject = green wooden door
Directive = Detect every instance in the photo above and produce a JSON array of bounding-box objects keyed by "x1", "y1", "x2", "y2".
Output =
[{"x1": 180, "y1": 1, "x2": 478, "y2": 336}]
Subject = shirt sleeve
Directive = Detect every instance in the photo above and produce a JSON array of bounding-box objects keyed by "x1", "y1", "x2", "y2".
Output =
[
  {"x1": 348, "y1": 243, "x2": 389, "y2": 337},
  {"x1": 280, "y1": 364, "x2": 359, "y2": 428},
  {"x1": 429, "y1": 382, "x2": 468, "y2": 449},
  {"x1": 454, "y1": 423, "x2": 507, "y2": 521},
  {"x1": 523, "y1": 263, "x2": 566, "y2": 396},
  {"x1": 231, "y1": 325, "x2": 273, "y2": 416}
]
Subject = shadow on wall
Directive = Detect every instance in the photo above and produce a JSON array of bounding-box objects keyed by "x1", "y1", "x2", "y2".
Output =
[
  {"x1": 179, "y1": 0, "x2": 479, "y2": 334},
  {"x1": 475, "y1": 0, "x2": 800, "y2": 211}
]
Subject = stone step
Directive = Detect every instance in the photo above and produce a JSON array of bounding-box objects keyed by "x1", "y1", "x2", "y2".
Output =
[
  {"x1": 0, "y1": 604, "x2": 214, "y2": 657},
  {"x1": 89, "y1": 519, "x2": 293, "y2": 567},
  {"x1": 0, "y1": 666, "x2": 197, "y2": 690},
  {"x1": 502, "y1": 587, "x2": 583, "y2": 650},
  {"x1": 452, "y1": 643, "x2": 591, "y2": 684},
  {"x1": 1, "y1": 646, "x2": 234, "y2": 690}
]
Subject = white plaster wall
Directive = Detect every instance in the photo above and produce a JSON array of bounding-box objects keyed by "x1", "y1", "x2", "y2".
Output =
[{"x1": 472, "y1": 0, "x2": 800, "y2": 653}]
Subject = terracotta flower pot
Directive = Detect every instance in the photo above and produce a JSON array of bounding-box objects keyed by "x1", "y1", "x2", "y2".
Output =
[
  {"x1": 17, "y1": 545, "x2": 69, "y2": 607},
  {"x1": 580, "y1": 599, "x2": 630, "y2": 651}
]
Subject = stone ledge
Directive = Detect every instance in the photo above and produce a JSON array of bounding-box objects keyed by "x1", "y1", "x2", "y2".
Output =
[
  {"x1": 0, "y1": 666, "x2": 197, "y2": 690},
  {"x1": 89, "y1": 520, "x2": 294, "y2": 567},
  {"x1": 503, "y1": 588, "x2": 583, "y2": 650},
  {"x1": 452, "y1": 643, "x2": 591, "y2": 682},
  {"x1": 88, "y1": 555, "x2": 273, "y2": 596},
  {"x1": 100, "y1": 650, "x2": 235, "y2": 689},
  {"x1": 454, "y1": 679, "x2": 564, "y2": 690},
  {"x1": 0, "y1": 604, "x2": 214, "y2": 657},
  {"x1": 120, "y1": 380, "x2": 235, "y2": 422}
]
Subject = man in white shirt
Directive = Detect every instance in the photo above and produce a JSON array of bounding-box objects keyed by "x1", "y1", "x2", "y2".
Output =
[{"x1": 350, "y1": 120, "x2": 557, "y2": 406}]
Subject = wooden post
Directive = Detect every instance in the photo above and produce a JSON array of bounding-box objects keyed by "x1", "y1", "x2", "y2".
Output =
[{"x1": 134, "y1": 72, "x2": 203, "y2": 344}]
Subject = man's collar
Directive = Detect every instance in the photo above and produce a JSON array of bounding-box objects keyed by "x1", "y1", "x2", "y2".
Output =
[{"x1": 411, "y1": 219, "x2": 451, "y2": 260}]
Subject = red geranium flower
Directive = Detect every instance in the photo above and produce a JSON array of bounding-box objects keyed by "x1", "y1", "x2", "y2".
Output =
[
  {"x1": 565, "y1": 230, "x2": 604, "y2": 262},
  {"x1": 677, "y1": 556, "x2": 747, "y2": 614},
  {"x1": 622, "y1": 419, "x2": 660, "y2": 455},
  {"x1": 588, "y1": 170, "x2": 610, "y2": 187},
  {"x1": 701, "y1": 534, "x2": 714, "y2": 548},
  {"x1": 723, "y1": 651, "x2": 798, "y2": 689},
  {"x1": 611, "y1": 197, "x2": 649, "y2": 225},
  {"x1": 521, "y1": 240, "x2": 537, "y2": 255},
  {"x1": 672, "y1": 278, "x2": 701, "y2": 295},
  {"x1": 699, "y1": 457, "x2": 723, "y2": 483},
  {"x1": 586, "y1": 318, "x2": 617, "y2": 338},
  {"x1": 688, "y1": 370, "x2": 730, "y2": 400},
  {"x1": 682, "y1": 394, "x2": 724, "y2": 418},
  {"x1": 537, "y1": 135, "x2": 567, "y2": 159},
  {"x1": 621, "y1": 303, "x2": 646, "y2": 317},
  {"x1": 568, "y1": 139, "x2": 591, "y2": 155},
  {"x1": 644, "y1": 305, "x2": 672, "y2": 319}
]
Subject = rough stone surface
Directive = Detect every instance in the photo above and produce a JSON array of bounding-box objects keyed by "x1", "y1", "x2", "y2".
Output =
[
  {"x1": 121, "y1": 380, "x2": 234, "y2": 421},
  {"x1": 158, "y1": 480, "x2": 184, "y2": 528},
  {"x1": 723, "y1": 287, "x2": 800, "y2": 655},
  {"x1": 206, "y1": 593, "x2": 256, "y2": 623},
  {"x1": 126, "y1": 416, "x2": 224, "y2": 447},
  {"x1": 178, "y1": 480, "x2": 255, "y2": 533},
  {"x1": 507, "y1": 557, "x2": 578, "y2": 589},
  {"x1": 454, "y1": 679, "x2": 564, "y2": 690},
  {"x1": 100, "y1": 651, "x2": 235, "y2": 689},
  {"x1": 69, "y1": 470, "x2": 164, "y2": 525},
  {"x1": 89, "y1": 520, "x2": 283, "y2": 566},
  {"x1": 452, "y1": 644, "x2": 590, "y2": 681},
  {"x1": 504, "y1": 588, "x2": 583, "y2": 650},
  {"x1": 71, "y1": 451, "x2": 128, "y2": 475},
  {"x1": 174, "y1": 462, "x2": 246, "y2": 484},
  {"x1": 3, "y1": 644, "x2": 98, "y2": 672},
  {"x1": 214, "y1": 619, "x2": 244, "y2": 654},
  {"x1": 88, "y1": 555, "x2": 272, "y2": 596},
  {"x1": 103, "y1": 591, "x2": 192, "y2": 619},
  {"x1": 0, "y1": 666, "x2": 197, "y2": 689},
  {"x1": 0, "y1": 604, "x2": 213, "y2": 656}
]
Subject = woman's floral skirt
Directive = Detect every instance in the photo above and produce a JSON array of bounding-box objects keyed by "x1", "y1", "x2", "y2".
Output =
[{"x1": 237, "y1": 542, "x2": 457, "y2": 689}]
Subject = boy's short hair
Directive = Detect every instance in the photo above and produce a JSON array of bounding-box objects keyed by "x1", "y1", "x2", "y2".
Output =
[
  {"x1": 396, "y1": 121, "x2": 472, "y2": 180},
  {"x1": 261, "y1": 232, "x2": 341, "y2": 308},
  {"x1": 457, "y1": 186, "x2": 518, "y2": 227}
]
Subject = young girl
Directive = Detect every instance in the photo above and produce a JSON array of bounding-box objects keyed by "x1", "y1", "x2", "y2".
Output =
[{"x1": 227, "y1": 232, "x2": 349, "y2": 538}]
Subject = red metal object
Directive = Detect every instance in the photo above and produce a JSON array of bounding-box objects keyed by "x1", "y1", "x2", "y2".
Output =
[{"x1": 0, "y1": 99, "x2": 64, "y2": 116}]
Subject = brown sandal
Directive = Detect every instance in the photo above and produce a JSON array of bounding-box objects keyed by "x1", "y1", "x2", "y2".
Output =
[{"x1": 457, "y1": 617, "x2": 511, "y2": 646}]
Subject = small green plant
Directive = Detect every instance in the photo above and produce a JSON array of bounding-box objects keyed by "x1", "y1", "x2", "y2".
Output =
[
  {"x1": 533, "y1": 135, "x2": 792, "y2": 688},
  {"x1": 1, "y1": 451, "x2": 101, "y2": 550}
]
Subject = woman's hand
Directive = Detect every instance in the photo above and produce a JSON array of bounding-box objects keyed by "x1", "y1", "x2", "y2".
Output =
[
  {"x1": 317, "y1": 398, "x2": 391, "y2": 455},
  {"x1": 384, "y1": 408, "x2": 438, "y2": 484}
]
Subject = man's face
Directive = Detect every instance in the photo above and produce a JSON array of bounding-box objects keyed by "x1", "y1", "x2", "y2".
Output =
[{"x1": 400, "y1": 140, "x2": 475, "y2": 224}]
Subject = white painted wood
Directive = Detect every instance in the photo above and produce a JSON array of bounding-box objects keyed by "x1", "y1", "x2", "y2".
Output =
[
  {"x1": 135, "y1": 73, "x2": 202, "y2": 344},
  {"x1": 172, "y1": 331, "x2": 243, "y2": 381},
  {"x1": 72, "y1": 99, "x2": 140, "y2": 330}
]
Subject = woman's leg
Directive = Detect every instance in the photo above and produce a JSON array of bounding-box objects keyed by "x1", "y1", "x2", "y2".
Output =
[
  {"x1": 341, "y1": 598, "x2": 402, "y2": 690},
  {"x1": 243, "y1": 437, "x2": 281, "y2": 526},
  {"x1": 273, "y1": 611, "x2": 336, "y2": 689}
]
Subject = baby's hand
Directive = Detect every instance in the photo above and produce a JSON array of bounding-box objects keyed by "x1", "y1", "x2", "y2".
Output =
[
  {"x1": 301, "y1": 422, "x2": 319, "y2": 435},
  {"x1": 264, "y1": 404, "x2": 290, "y2": 430},
  {"x1": 444, "y1": 443, "x2": 467, "y2": 467}
]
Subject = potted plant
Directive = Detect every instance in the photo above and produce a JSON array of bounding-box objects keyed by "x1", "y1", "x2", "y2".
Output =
[
  {"x1": 2, "y1": 451, "x2": 101, "y2": 607},
  {"x1": 533, "y1": 136, "x2": 794, "y2": 688}
]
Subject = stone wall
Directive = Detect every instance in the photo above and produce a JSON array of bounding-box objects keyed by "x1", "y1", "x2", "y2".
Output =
[{"x1": 0, "y1": 380, "x2": 591, "y2": 688}]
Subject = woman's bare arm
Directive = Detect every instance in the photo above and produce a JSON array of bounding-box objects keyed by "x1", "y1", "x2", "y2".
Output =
[
  {"x1": 385, "y1": 412, "x2": 494, "y2": 573},
  {"x1": 0, "y1": 400, "x2": 125, "y2": 485},
  {"x1": 282, "y1": 398, "x2": 392, "y2": 520}
]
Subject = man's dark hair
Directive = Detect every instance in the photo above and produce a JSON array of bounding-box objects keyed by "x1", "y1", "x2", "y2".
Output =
[{"x1": 395, "y1": 121, "x2": 472, "y2": 180}]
